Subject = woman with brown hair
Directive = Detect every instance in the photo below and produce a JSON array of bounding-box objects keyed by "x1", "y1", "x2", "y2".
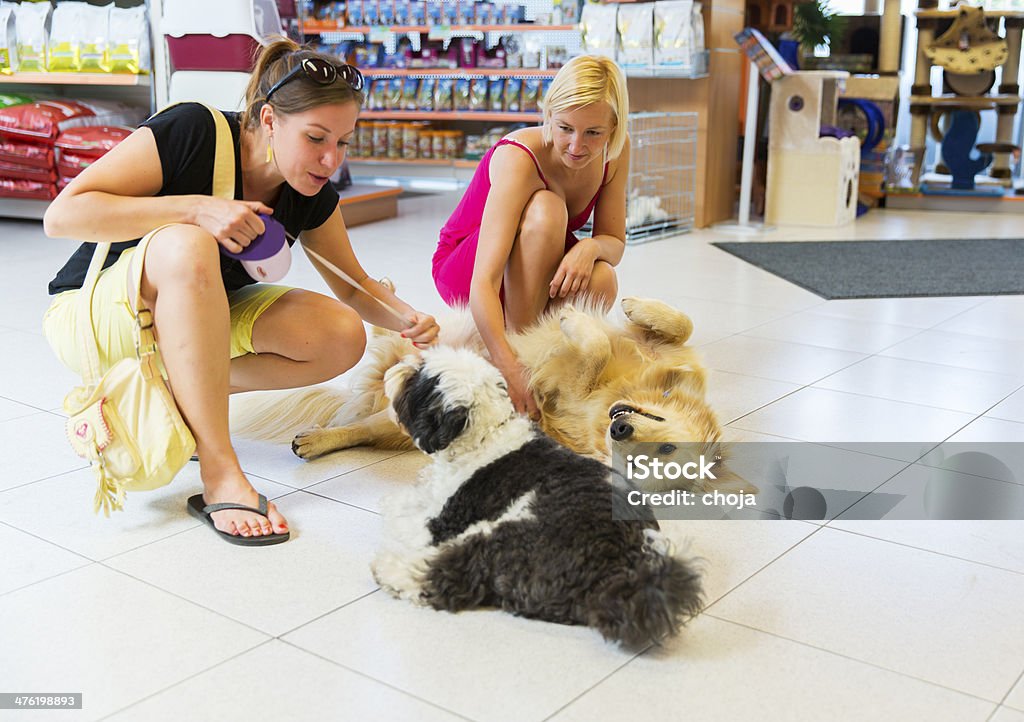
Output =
[{"x1": 42, "y1": 38, "x2": 439, "y2": 545}]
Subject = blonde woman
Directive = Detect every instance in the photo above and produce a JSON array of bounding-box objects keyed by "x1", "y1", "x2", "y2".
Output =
[
  {"x1": 432, "y1": 54, "x2": 630, "y2": 417},
  {"x1": 42, "y1": 39, "x2": 438, "y2": 546}
]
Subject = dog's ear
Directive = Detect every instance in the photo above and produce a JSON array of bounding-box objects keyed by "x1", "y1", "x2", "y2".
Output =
[
  {"x1": 390, "y1": 365, "x2": 471, "y2": 454},
  {"x1": 384, "y1": 355, "x2": 422, "y2": 402},
  {"x1": 415, "y1": 404, "x2": 470, "y2": 454}
]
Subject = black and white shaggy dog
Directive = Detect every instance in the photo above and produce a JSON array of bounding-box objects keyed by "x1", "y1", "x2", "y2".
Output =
[{"x1": 372, "y1": 346, "x2": 704, "y2": 649}]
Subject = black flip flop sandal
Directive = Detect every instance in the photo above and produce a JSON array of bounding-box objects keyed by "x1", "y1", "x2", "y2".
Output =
[{"x1": 186, "y1": 493, "x2": 290, "y2": 546}]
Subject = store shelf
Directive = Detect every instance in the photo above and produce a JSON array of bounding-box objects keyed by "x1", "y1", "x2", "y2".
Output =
[
  {"x1": 909, "y1": 94, "x2": 1022, "y2": 108},
  {"x1": 0, "y1": 72, "x2": 151, "y2": 87},
  {"x1": 349, "y1": 157, "x2": 480, "y2": 168},
  {"x1": 0, "y1": 198, "x2": 50, "y2": 220},
  {"x1": 623, "y1": 66, "x2": 708, "y2": 79},
  {"x1": 300, "y1": 22, "x2": 577, "y2": 34},
  {"x1": 361, "y1": 110, "x2": 542, "y2": 121},
  {"x1": 916, "y1": 9, "x2": 1024, "y2": 18},
  {"x1": 361, "y1": 68, "x2": 558, "y2": 77}
]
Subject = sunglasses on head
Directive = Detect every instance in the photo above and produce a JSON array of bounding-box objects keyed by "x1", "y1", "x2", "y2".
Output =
[{"x1": 264, "y1": 57, "x2": 365, "y2": 103}]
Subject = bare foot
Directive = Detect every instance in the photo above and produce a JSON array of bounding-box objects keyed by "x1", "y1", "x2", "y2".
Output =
[{"x1": 202, "y1": 476, "x2": 289, "y2": 538}]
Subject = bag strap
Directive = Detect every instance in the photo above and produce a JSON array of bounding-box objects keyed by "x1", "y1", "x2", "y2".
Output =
[{"x1": 75, "y1": 103, "x2": 237, "y2": 386}]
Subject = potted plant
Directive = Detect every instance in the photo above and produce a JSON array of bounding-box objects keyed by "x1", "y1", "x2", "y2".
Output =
[{"x1": 791, "y1": 0, "x2": 845, "y2": 64}]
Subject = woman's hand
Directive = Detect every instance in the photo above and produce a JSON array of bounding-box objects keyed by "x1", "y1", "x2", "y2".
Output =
[
  {"x1": 501, "y1": 359, "x2": 540, "y2": 420},
  {"x1": 192, "y1": 197, "x2": 274, "y2": 254},
  {"x1": 549, "y1": 239, "x2": 599, "y2": 299},
  {"x1": 401, "y1": 312, "x2": 440, "y2": 349}
]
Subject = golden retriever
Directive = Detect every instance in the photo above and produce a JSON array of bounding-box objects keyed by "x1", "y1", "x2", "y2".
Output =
[{"x1": 232, "y1": 296, "x2": 746, "y2": 493}]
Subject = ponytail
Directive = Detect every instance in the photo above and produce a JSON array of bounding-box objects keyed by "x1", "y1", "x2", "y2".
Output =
[{"x1": 243, "y1": 36, "x2": 363, "y2": 129}]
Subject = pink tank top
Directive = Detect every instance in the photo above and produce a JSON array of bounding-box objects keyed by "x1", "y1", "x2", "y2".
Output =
[{"x1": 438, "y1": 138, "x2": 608, "y2": 252}]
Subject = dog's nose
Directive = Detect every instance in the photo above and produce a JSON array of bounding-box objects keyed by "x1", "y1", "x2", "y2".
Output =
[{"x1": 610, "y1": 418, "x2": 634, "y2": 441}]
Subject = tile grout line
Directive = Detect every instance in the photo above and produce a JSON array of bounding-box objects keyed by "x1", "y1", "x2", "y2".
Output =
[
  {"x1": 700, "y1": 525, "x2": 828, "y2": 615},
  {"x1": 704, "y1": 613, "x2": 1009, "y2": 707},
  {"x1": 538, "y1": 648, "x2": 650, "y2": 722},
  {"x1": 823, "y1": 526, "x2": 1024, "y2": 578},
  {"x1": 95, "y1": 638, "x2": 277, "y2": 722},
  {"x1": 275, "y1": 636, "x2": 478, "y2": 722}
]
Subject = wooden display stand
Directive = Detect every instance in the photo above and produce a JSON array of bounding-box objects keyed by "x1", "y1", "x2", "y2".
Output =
[
  {"x1": 766, "y1": 71, "x2": 860, "y2": 226},
  {"x1": 338, "y1": 184, "x2": 403, "y2": 227},
  {"x1": 910, "y1": 6, "x2": 1024, "y2": 184},
  {"x1": 626, "y1": 0, "x2": 743, "y2": 227}
]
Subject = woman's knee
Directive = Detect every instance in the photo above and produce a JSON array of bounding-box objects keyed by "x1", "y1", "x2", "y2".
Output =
[
  {"x1": 519, "y1": 190, "x2": 568, "y2": 244},
  {"x1": 589, "y1": 261, "x2": 618, "y2": 309},
  {"x1": 311, "y1": 298, "x2": 367, "y2": 375},
  {"x1": 142, "y1": 224, "x2": 221, "y2": 289}
]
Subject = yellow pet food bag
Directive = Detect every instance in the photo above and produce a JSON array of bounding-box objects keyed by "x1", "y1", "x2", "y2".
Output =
[
  {"x1": 79, "y1": 4, "x2": 111, "y2": 73},
  {"x1": 108, "y1": 6, "x2": 149, "y2": 74},
  {"x1": 47, "y1": 3, "x2": 83, "y2": 72},
  {"x1": 14, "y1": 1, "x2": 50, "y2": 72},
  {"x1": 0, "y1": 3, "x2": 16, "y2": 75}
]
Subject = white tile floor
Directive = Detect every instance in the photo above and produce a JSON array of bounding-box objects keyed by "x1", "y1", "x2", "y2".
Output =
[{"x1": 1, "y1": 198, "x2": 1023, "y2": 721}]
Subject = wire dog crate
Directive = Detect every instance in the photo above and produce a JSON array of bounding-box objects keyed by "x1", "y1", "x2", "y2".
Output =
[{"x1": 624, "y1": 111, "x2": 698, "y2": 244}]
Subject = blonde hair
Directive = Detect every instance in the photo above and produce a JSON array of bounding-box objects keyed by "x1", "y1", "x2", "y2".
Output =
[
  {"x1": 243, "y1": 37, "x2": 364, "y2": 130},
  {"x1": 540, "y1": 55, "x2": 629, "y2": 159}
]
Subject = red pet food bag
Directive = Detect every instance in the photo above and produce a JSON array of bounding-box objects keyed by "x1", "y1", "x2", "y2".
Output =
[
  {"x1": 0, "y1": 100, "x2": 96, "y2": 142},
  {"x1": 0, "y1": 178, "x2": 57, "y2": 200},
  {"x1": 0, "y1": 139, "x2": 54, "y2": 169},
  {"x1": 55, "y1": 125, "x2": 133, "y2": 156},
  {"x1": 0, "y1": 160, "x2": 57, "y2": 184}
]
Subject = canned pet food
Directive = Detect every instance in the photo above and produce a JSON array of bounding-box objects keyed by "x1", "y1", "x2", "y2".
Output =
[
  {"x1": 372, "y1": 123, "x2": 388, "y2": 158},
  {"x1": 387, "y1": 122, "x2": 404, "y2": 159},
  {"x1": 432, "y1": 130, "x2": 446, "y2": 159},
  {"x1": 402, "y1": 123, "x2": 420, "y2": 160},
  {"x1": 418, "y1": 130, "x2": 433, "y2": 159}
]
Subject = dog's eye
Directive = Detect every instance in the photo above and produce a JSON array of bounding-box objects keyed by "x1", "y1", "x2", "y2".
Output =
[
  {"x1": 497, "y1": 382, "x2": 508, "y2": 391},
  {"x1": 658, "y1": 443, "x2": 677, "y2": 455}
]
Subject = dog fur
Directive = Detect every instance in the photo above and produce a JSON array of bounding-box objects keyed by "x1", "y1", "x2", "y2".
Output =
[
  {"x1": 372, "y1": 346, "x2": 703, "y2": 648},
  {"x1": 232, "y1": 296, "x2": 748, "y2": 493}
]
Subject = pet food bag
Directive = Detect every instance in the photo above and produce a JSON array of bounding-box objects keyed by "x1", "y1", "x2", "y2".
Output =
[
  {"x1": 48, "y1": 2, "x2": 84, "y2": 72},
  {"x1": 434, "y1": 78, "x2": 453, "y2": 112},
  {"x1": 617, "y1": 3, "x2": 654, "y2": 67},
  {"x1": 0, "y1": 177, "x2": 57, "y2": 200},
  {"x1": 469, "y1": 77, "x2": 488, "y2": 111},
  {"x1": 0, "y1": 101, "x2": 96, "y2": 142},
  {"x1": 15, "y1": 0, "x2": 51, "y2": 72},
  {"x1": 488, "y1": 77, "x2": 505, "y2": 112},
  {"x1": 0, "y1": 159, "x2": 56, "y2": 184},
  {"x1": 654, "y1": 0, "x2": 694, "y2": 68},
  {"x1": 414, "y1": 77, "x2": 434, "y2": 111},
  {"x1": 0, "y1": 91, "x2": 32, "y2": 109},
  {"x1": 56, "y1": 125, "x2": 132, "y2": 156},
  {"x1": 0, "y1": 138, "x2": 54, "y2": 168},
  {"x1": 692, "y1": 2, "x2": 705, "y2": 56},
  {"x1": 0, "y1": 100, "x2": 142, "y2": 143},
  {"x1": 56, "y1": 150, "x2": 96, "y2": 179},
  {"x1": 0, "y1": 2, "x2": 17, "y2": 75},
  {"x1": 504, "y1": 78, "x2": 522, "y2": 113},
  {"x1": 580, "y1": 2, "x2": 618, "y2": 60},
  {"x1": 80, "y1": 3, "x2": 112, "y2": 73},
  {"x1": 108, "y1": 5, "x2": 150, "y2": 74}
]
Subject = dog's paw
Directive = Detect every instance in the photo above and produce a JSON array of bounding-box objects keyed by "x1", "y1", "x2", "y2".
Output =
[
  {"x1": 372, "y1": 554, "x2": 431, "y2": 605},
  {"x1": 559, "y1": 308, "x2": 609, "y2": 352},
  {"x1": 291, "y1": 427, "x2": 336, "y2": 460},
  {"x1": 622, "y1": 297, "x2": 694, "y2": 343}
]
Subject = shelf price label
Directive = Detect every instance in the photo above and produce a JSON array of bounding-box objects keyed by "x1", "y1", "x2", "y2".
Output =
[
  {"x1": 368, "y1": 26, "x2": 391, "y2": 42},
  {"x1": 428, "y1": 25, "x2": 452, "y2": 41}
]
